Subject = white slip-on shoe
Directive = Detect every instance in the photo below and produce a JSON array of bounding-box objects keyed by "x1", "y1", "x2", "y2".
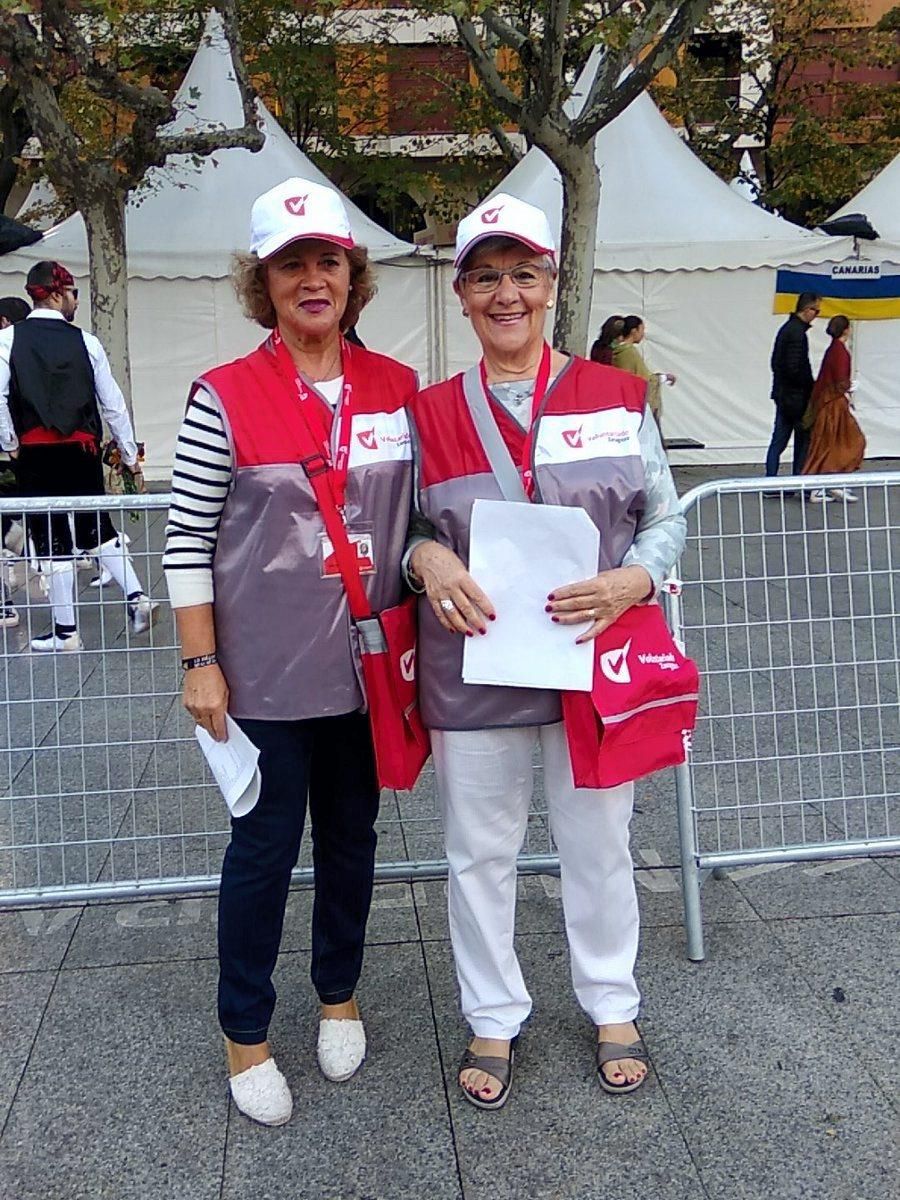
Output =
[
  {"x1": 829, "y1": 488, "x2": 858, "y2": 502},
  {"x1": 809, "y1": 489, "x2": 833, "y2": 504},
  {"x1": 317, "y1": 1018, "x2": 366, "y2": 1082},
  {"x1": 229, "y1": 1057, "x2": 293, "y2": 1127},
  {"x1": 30, "y1": 629, "x2": 84, "y2": 652},
  {"x1": 128, "y1": 594, "x2": 159, "y2": 634}
]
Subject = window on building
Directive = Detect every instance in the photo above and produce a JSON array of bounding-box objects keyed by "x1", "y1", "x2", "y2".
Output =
[
  {"x1": 386, "y1": 44, "x2": 469, "y2": 135},
  {"x1": 686, "y1": 32, "x2": 743, "y2": 119}
]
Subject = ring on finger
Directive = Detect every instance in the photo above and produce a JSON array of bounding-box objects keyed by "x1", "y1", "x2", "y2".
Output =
[
  {"x1": 588, "y1": 607, "x2": 599, "y2": 620},
  {"x1": 439, "y1": 598, "x2": 456, "y2": 612}
]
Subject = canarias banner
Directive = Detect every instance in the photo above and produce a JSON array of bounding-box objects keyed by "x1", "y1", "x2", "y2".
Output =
[{"x1": 773, "y1": 261, "x2": 900, "y2": 320}]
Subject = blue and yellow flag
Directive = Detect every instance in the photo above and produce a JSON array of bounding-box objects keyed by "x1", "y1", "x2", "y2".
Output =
[{"x1": 774, "y1": 261, "x2": 900, "y2": 320}]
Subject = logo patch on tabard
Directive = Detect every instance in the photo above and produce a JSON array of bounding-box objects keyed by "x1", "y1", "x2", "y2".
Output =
[
  {"x1": 600, "y1": 638, "x2": 632, "y2": 685},
  {"x1": 357, "y1": 428, "x2": 378, "y2": 450},
  {"x1": 562, "y1": 426, "x2": 583, "y2": 449},
  {"x1": 284, "y1": 195, "x2": 308, "y2": 216},
  {"x1": 481, "y1": 206, "x2": 503, "y2": 225},
  {"x1": 400, "y1": 648, "x2": 416, "y2": 682}
]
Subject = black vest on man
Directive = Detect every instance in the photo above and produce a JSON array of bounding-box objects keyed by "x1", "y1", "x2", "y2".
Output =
[{"x1": 8, "y1": 318, "x2": 100, "y2": 439}]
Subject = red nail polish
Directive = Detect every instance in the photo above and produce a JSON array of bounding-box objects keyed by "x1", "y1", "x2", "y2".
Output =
[
  {"x1": 466, "y1": 630, "x2": 474, "y2": 638},
  {"x1": 551, "y1": 616, "x2": 559, "y2": 623},
  {"x1": 479, "y1": 628, "x2": 487, "y2": 636},
  {"x1": 544, "y1": 604, "x2": 553, "y2": 613},
  {"x1": 547, "y1": 593, "x2": 556, "y2": 601},
  {"x1": 488, "y1": 614, "x2": 496, "y2": 621}
]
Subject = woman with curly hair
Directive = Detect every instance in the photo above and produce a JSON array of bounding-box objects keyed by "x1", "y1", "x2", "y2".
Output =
[{"x1": 163, "y1": 179, "x2": 417, "y2": 1125}]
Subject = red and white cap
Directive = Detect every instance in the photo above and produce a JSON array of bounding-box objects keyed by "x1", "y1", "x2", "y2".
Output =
[
  {"x1": 454, "y1": 193, "x2": 556, "y2": 275},
  {"x1": 250, "y1": 178, "x2": 355, "y2": 260}
]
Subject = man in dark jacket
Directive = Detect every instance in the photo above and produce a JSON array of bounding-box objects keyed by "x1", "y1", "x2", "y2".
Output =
[{"x1": 764, "y1": 291, "x2": 820, "y2": 480}]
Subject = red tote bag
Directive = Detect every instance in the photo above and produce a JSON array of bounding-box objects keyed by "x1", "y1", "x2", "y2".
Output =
[{"x1": 562, "y1": 603, "x2": 699, "y2": 789}]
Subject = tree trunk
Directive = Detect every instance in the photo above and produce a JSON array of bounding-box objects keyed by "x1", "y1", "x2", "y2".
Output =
[
  {"x1": 552, "y1": 146, "x2": 601, "y2": 356},
  {"x1": 82, "y1": 187, "x2": 132, "y2": 419}
]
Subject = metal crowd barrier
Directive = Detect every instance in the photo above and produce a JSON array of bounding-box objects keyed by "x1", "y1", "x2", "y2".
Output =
[
  {"x1": 665, "y1": 471, "x2": 900, "y2": 961},
  {"x1": 0, "y1": 494, "x2": 558, "y2": 907}
]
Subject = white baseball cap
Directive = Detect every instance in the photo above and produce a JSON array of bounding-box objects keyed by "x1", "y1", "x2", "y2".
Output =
[
  {"x1": 249, "y1": 178, "x2": 355, "y2": 260},
  {"x1": 454, "y1": 193, "x2": 556, "y2": 274}
]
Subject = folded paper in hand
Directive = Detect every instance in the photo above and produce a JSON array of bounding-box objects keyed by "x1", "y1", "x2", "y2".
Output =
[{"x1": 195, "y1": 715, "x2": 261, "y2": 817}]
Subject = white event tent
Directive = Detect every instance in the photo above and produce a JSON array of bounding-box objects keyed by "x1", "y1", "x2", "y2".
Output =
[
  {"x1": 440, "y1": 55, "x2": 871, "y2": 463},
  {"x1": 0, "y1": 13, "x2": 430, "y2": 477},
  {"x1": 827, "y1": 155, "x2": 900, "y2": 453}
]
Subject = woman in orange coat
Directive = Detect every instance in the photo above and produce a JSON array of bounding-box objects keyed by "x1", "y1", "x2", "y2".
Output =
[{"x1": 803, "y1": 315, "x2": 866, "y2": 503}]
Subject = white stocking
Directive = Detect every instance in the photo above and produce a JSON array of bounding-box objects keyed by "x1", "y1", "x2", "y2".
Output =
[
  {"x1": 95, "y1": 536, "x2": 143, "y2": 599},
  {"x1": 46, "y1": 561, "x2": 76, "y2": 628}
]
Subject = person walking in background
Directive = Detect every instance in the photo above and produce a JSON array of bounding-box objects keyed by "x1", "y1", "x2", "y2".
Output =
[
  {"x1": 612, "y1": 315, "x2": 674, "y2": 432},
  {"x1": 0, "y1": 260, "x2": 155, "y2": 651},
  {"x1": 0, "y1": 296, "x2": 30, "y2": 628},
  {"x1": 765, "y1": 292, "x2": 820, "y2": 487},
  {"x1": 0, "y1": 297, "x2": 30, "y2": 330},
  {"x1": 589, "y1": 315, "x2": 623, "y2": 365},
  {"x1": 802, "y1": 315, "x2": 865, "y2": 503}
]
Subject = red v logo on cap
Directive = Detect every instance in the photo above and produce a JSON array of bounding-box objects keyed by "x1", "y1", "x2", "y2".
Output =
[
  {"x1": 481, "y1": 206, "x2": 503, "y2": 224},
  {"x1": 285, "y1": 195, "x2": 307, "y2": 216}
]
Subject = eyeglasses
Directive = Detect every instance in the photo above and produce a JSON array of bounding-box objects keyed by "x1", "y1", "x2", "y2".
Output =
[
  {"x1": 459, "y1": 264, "x2": 551, "y2": 293},
  {"x1": 65, "y1": 288, "x2": 79, "y2": 300}
]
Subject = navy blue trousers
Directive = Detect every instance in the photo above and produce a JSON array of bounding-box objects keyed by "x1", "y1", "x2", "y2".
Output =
[
  {"x1": 765, "y1": 406, "x2": 810, "y2": 477},
  {"x1": 218, "y1": 711, "x2": 379, "y2": 1045}
]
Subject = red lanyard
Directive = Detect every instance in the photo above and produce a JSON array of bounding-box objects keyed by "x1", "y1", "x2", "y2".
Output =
[
  {"x1": 271, "y1": 329, "x2": 355, "y2": 511},
  {"x1": 479, "y1": 341, "x2": 552, "y2": 499}
]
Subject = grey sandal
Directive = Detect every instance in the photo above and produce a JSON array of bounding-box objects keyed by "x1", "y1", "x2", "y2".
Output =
[
  {"x1": 596, "y1": 1037, "x2": 650, "y2": 1094},
  {"x1": 458, "y1": 1037, "x2": 517, "y2": 1110}
]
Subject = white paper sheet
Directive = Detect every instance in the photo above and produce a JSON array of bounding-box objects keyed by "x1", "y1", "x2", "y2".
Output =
[
  {"x1": 195, "y1": 715, "x2": 261, "y2": 817},
  {"x1": 462, "y1": 499, "x2": 599, "y2": 692}
]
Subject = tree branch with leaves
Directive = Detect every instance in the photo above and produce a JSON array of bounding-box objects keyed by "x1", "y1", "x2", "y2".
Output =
[
  {"x1": 0, "y1": 1, "x2": 262, "y2": 416},
  {"x1": 445, "y1": 1, "x2": 713, "y2": 351}
]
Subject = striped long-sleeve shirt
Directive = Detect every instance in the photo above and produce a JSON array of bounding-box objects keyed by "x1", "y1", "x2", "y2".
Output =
[{"x1": 162, "y1": 390, "x2": 233, "y2": 608}]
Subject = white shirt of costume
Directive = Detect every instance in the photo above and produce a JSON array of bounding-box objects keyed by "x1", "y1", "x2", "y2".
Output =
[{"x1": 0, "y1": 309, "x2": 138, "y2": 464}]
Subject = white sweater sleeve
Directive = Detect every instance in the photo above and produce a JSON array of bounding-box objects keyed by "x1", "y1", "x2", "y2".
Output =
[{"x1": 162, "y1": 388, "x2": 233, "y2": 608}]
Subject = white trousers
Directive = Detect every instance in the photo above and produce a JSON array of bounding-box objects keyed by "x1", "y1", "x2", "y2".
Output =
[{"x1": 432, "y1": 722, "x2": 640, "y2": 1039}]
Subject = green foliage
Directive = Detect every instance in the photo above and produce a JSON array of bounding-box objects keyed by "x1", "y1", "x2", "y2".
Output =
[{"x1": 655, "y1": 0, "x2": 900, "y2": 225}]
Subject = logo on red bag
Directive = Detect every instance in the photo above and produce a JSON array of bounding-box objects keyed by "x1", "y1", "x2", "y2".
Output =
[
  {"x1": 563, "y1": 425, "x2": 583, "y2": 449},
  {"x1": 481, "y1": 206, "x2": 503, "y2": 224},
  {"x1": 400, "y1": 648, "x2": 416, "y2": 682},
  {"x1": 284, "y1": 195, "x2": 308, "y2": 216},
  {"x1": 357, "y1": 428, "x2": 378, "y2": 450},
  {"x1": 600, "y1": 638, "x2": 632, "y2": 685}
]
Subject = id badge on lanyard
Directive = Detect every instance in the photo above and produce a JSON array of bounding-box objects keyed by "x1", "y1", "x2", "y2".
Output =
[
  {"x1": 479, "y1": 341, "x2": 552, "y2": 499},
  {"x1": 319, "y1": 523, "x2": 377, "y2": 578}
]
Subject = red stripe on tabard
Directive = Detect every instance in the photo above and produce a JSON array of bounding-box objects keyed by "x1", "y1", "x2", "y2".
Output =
[
  {"x1": 410, "y1": 376, "x2": 492, "y2": 489},
  {"x1": 549, "y1": 359, "x2": 647, "y2": 415},
  {"x1": 199, "y1": 341, "x2": 415, "y2": 470}
]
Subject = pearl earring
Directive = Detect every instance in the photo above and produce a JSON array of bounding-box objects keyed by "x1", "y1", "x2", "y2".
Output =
[{"x1": 546, "y1": 299, "x2": 554, "y2": 309}]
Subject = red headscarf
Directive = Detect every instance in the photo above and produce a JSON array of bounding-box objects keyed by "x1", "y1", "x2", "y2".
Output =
[{"x1": 25, "y1": 262, "x2": 75, "y2": 302}]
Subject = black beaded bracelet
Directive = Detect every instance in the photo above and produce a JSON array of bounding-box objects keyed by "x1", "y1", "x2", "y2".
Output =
[{"x1": 182, "y1": 652, "x2": 218, "y2": 670}]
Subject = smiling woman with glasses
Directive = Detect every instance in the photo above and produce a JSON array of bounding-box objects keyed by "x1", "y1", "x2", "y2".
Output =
[
  {"x1": 458, "y1": 262, "x2": 553, "y2": 292},
  {"x1": 403, "y1": 193, "x2": 687, "y2": 1111}
]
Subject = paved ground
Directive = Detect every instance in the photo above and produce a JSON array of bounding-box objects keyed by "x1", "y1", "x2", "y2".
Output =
[{"x1": 0, "y1": 460, "x2": 897, "y2": 1199}]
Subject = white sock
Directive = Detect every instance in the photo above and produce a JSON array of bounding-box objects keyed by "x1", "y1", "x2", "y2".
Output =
[
  {"x1": 47, "y1": 563, "x2": 76, "y2": 628},
  {"x1": 95, "y1": 536, "x2": 142, "y2": 599}
]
